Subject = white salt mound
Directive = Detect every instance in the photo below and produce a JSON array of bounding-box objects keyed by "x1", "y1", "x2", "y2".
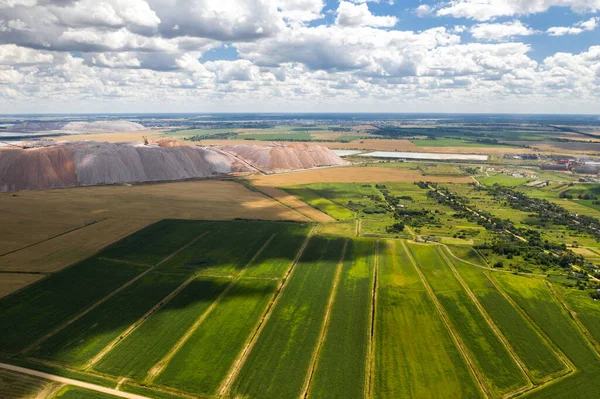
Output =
[
  {"x1": 219, "y1": 143, "x2": 347, "y2": 171},
  {"x1": 0, "y1": 141, "x2": 347, "y2": 192}
]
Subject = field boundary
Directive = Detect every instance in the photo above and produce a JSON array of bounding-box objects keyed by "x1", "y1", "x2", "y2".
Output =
[
  {"x1": 402, "y1": 241, "x2": 490, "y2": 399},
  {"x1": 437, "y1": 247, "x2": 533, "y2": 397},
  {"x1": 366, "y1": 240, "x2": 379, "y2": 399},
  {"x1": 300, "y1": 239, "x2": 348, "y2": 398},
  {"x1": 217, "y1": 227, "x2": 316, "y2": 396},
  {"x1": 145, "y1": 234, "x2": 277, "y2": 384}
]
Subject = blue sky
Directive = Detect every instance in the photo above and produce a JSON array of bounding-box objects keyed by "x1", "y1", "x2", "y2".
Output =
[{"x1": 0, "y1": 0, "x2": 598, "y2": 114}]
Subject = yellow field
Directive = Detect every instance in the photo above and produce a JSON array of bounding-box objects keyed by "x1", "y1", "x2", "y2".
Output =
[
  {"x1": 0, "y1": 274, "x2": 46, "y2": 299},
  {"x1": 0, "y1": 179, "x2": 305, "y2": 258},
  {"x1": 247, "y1": 166, "x2": 472, "y2": 187},
  {"x1": 0, "y1": 218, "x2": 156, "y2": 273},
  {"x1": 253, "y1": 186, "x2": 334, "y2": 223}
]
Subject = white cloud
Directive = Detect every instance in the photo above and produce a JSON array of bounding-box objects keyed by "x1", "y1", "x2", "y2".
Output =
[
  {"x1": 471, "y1": 20, "x2": 538, "y2": 40},
  {"x1": 547, "y1": 17, "x2": 599, "y2": 35},
  {"x1": 336, "y1": 1, "x2": 398, "y2": 27},
  {"x1": 415, "y1": 4, "x2": 433, "y2": 17},
  {"x1": 437, "y1": 0, "x2": 600, "y2": 21},
  {"x1": 0, "y1": 44, "x2": 54, "y2": 65}
]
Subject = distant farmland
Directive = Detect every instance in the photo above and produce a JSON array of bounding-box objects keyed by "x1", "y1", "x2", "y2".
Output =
[{"x1": 1, "y1": 218, "x2": 599, "y2": 398}]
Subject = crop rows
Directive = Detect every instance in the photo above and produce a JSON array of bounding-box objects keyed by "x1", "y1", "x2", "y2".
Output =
[
  {"x1": 229, "y1": 236, "x2": 346, "y2": 399},
  {"x1": 4, "y1": 218, "x2": 600, "y2": 399}
]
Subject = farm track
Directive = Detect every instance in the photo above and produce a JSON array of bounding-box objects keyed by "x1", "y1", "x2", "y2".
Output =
[
  {"x1": 437, "y1": 247, "x2": 533, "y2": 397},
  {"x1": 217, "y1": 227, "x2": 316, "y2": 397},
  {"x1": 366, "y1": 240, "x2": 379, "y2": 399},
  {"x1": 145, "y1": 234, "x2": 277, "y2": 384},
  {"x1": 402, "y1": 241, "x2": 490, "y2": 399},
  {"x1": 300, "y1": 240, "x2": 348, "y2": 398},
  {"x1": 84, "y1": 273, "x2": 200, "y2": 370},
  {"x1": 0, "y1": 362, "x2": 149, "y2": 399},
  {"x1": 18, "y1": 231, "x2": 211, "y2": 357},
  {"x1": 485, "y1": 274, "x2": 575, "y2": 386}
]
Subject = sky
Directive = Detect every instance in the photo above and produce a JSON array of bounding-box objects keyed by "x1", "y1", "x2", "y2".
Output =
[{"x1": 0, "y1": 0, "x2": 599, "y2": 114}]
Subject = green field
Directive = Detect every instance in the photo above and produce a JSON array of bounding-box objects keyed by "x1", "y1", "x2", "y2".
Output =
[
  {"x1": 154, "y1": 278, "x2": 279, "y2": 395},
  {"x1": 445, "y1": 247, "x2": 568, "y2": 382},
  {"x1": 3, "y1": 213, "x2": 600, "y2": 399},
  {"x1": 32, "y1": 271, "x2": 189, "y2": 367},
  {"x1": 408, "y1": 243, "x2": 528, "y2": 396},
  {"x1": 374, "y1": 241, "x2": 482, "y2": 398},
  {"x1": 283, "y1": 186, "x2": 355, "y2": 220},
  {"x1": 93, "y1": 276, "x2": 232, "y2": 380},
  {"x1": 229, "y1": 236, "x2": 345, "y2": 399},
  {"x1": 308, "y1": 239, "x2": 375, "y2": 398},
  {"x1": 0, "y1": 258, "x2": 146, "y2": 354}
]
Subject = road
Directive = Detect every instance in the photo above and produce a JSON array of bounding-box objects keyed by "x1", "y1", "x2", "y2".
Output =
[{"x1": 0, "y1": 362, "x2": 150, "y2": 399}]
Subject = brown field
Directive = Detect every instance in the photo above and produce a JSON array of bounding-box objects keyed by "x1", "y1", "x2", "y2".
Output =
[
  {"x1": 253, "y1": 186, "x2": 334, "y2": 223},
  {"x1": 247, "y1": 166, "x2": 472, "y2": 187},
  {"x1": 0, "y1": 274, "x2": 46, "y2": 299},
  {"x1": 0, "y1": 180, "x2": 305, "y2": 256},
  {"x1": 0, "y1": 369, "x2": 59, "y2": 399},
  {"x1": 49, "y1": 130, "x2": 163, "y2": 143},
  {"x1": 0, "y1": 218, "x2": 156, "y2": 273},
  {"x1": 200, "y1": 139, "x2": 535, "y2": 155}
]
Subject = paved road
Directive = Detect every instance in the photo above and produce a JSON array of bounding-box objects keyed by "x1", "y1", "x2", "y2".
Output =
[{"x1": 0, "y1": 362, "x2": 150, "y2": 399}]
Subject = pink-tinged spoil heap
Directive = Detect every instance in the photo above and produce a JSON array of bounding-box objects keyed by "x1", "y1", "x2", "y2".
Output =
[
  {"x1": 219, "y1": 143, "x2": 347, "y2": 171},
  {"x1": 0, "y1": 141, "x2": 346, "y2": 192}
]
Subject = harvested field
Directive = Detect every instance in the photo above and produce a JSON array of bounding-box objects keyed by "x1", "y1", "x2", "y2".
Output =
[
  {"x1": 0, "y1": 368, "x2": 60, "y2": 399},
  {"x1": 0, "y1": 218, "x2": 155, "y2": 273},
  {"x1": 248, "y1": 166, "x2": 472, "y2": 186},
  {"x1": 252, "y1": 186, "x2": 331, "y2": 222},
  {"x1": 0, "y1": 179, "x2": 305, "y2": 254},
  {"x1": 0, "y1": 274, "x2": 45, "y2": 299}
]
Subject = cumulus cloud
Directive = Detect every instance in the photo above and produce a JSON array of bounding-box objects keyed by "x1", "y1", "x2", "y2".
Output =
[
  {"x1": 415, "y1": 4, "x2": 434, "y2": 17},
  {"x1": 437, "y1": 0, "x2": 600, "y2": 21},
  {"x1": 547, "y1": 17, "x2": 599, "y2": 35},
  {"x1": 0, "y1": 0, "x2": 598, "y2": 113},
  {"x1": 471, "y1": 20, "x2": 538, "y2": 40},
  {"x1": 336, "y1": 1, "x2": 398, "y2": 27}
]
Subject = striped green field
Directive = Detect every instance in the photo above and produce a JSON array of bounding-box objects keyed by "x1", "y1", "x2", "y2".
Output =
[
  {"x1": 444, "y1": 247, "x2": 568, "y2": 383},
  {"x1": 374, "y1": 241, "x2": 482, "y2": 398},
  {"x1": 408, "y1": 243, "x2": 528, "y2": 397},
  {"x1": 229, "y1": 236, "x2": 345, "y2": 399},
  {"x1": 307, "y1": 239, "x2": 376, "y2": 399}
]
